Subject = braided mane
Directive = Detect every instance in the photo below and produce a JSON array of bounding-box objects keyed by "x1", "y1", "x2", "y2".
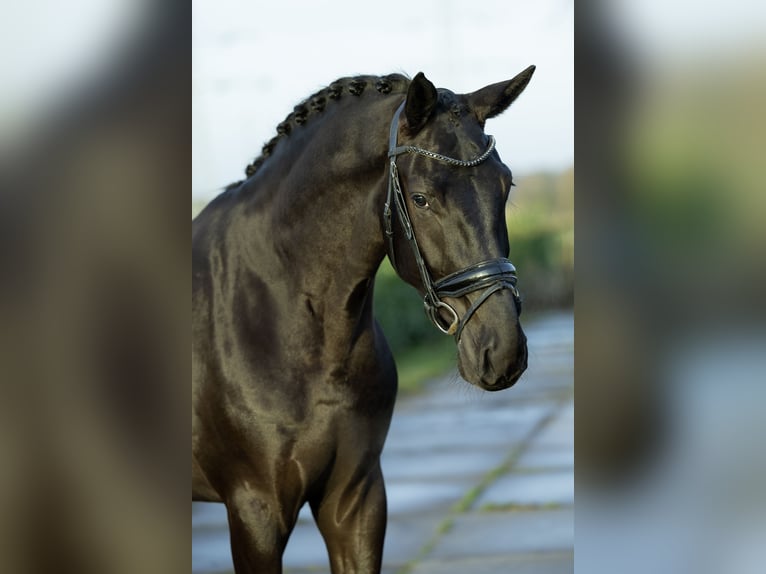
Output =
[{"x1": 243, "y1": 74, "x2": 410, "y2": 178}]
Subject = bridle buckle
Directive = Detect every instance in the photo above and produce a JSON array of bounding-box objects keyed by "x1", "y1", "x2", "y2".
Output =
[{"x1": 425, "y1": 300, "x2": 460, "y2": 336}]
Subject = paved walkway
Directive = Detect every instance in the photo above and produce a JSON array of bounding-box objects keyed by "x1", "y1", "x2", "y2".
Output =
[{"x1": 193, "y1": 311, "x2": 574, "y2": 573}]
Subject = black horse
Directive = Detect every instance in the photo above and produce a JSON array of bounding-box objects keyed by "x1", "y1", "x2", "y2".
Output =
[{"x1": 192, "y1": 67, "x2": 534, "y2": 573}]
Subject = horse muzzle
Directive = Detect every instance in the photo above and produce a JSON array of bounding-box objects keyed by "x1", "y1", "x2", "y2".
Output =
[{"x1": 454, "y1": 288, "x2": 528, "y2": 391}]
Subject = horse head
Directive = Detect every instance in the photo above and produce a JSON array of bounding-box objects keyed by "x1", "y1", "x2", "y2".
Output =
[{"x1": 384, "y1": 67, "x2": 535, "y2": 391}]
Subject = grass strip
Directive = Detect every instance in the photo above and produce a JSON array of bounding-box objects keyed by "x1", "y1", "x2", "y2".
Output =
[{"x1": 395, "y1": 403, "x2": 563, "y2": 574}]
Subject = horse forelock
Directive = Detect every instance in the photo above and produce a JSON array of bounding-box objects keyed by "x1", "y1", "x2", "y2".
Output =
[{"x1": 241, "y1": 74, "x2": 411, "y2": 180}]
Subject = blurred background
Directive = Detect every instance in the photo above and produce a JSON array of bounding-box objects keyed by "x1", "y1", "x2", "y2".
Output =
[
  {"x1": 1, "y1": 2, "x2": 189, "y2": 573},
  {"x1": 576, "y1": 1, "x2": 766, "y2": 573}
]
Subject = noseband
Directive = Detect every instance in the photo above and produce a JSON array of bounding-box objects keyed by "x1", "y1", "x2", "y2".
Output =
[{"x1": 383, "y1": 101, "x2": 521, "y2": 342}]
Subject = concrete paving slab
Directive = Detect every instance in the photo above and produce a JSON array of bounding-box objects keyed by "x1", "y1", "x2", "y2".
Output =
[
  {"x1": 516, "y1": 445, "x2": 575, "y2": 470},
  {"x1": 534, "y1": 419, "x2": 575, "y2": 449},
  {"x1": 383, "y1": 425, "x2": 530, "y2": 455},
  {"x1": 383, "y1": 512, "x2": 448, "y2": 566},
  {"x1": 381, "y1": 447, "x2": 508, "y2": 481},
  {"x1": 526, "y1": 357, "x2": 574, "y2": 378},
  {"x1": 193, "y1": 544, "x2": 231, "y2": 573},
  {"x1": 409, "y1": 551, "x2": 574, "y2": 574},
  {"x1": 474, "y1": 470, "x2": 575, "y2": 509},
  {"x1": 192, "y1": 523, "x2": 231, "y2": 573},
  {"x1": 192, "y1": 503, "x2": 231, "y2": 573},
  {"x1": 285, "y1": 568, "x2": 397, "y2": 574},
  {"x1": 384, "y1": 403, "x2": 548, "y2": 454},
  {"x1": 428, "y1": 509, "x2": 574, "y2": 558},
  {"x1": 495, "y1": 374, "x2": 572, "y2": 402},
  {"x1": 282, "y1": 521, "x2": 330, "y2": 569},
  {"x1": 385, "y1": 478, "x2": 475, "y2": 516}
]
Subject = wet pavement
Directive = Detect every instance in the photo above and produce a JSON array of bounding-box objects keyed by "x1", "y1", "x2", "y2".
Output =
[{"x1": 192, "y1": 311, "x2": 574, "y2": 573}]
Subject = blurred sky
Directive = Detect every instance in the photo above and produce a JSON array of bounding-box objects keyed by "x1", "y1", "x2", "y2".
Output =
[
  {"x1": 608, "y1": 0, "x2": 766, "y2": 63},
  {"x1": 192, "y1": 0, "x2": 573, "y2": 198}
]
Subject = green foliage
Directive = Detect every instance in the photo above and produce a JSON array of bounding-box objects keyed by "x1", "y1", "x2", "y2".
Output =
[
  {"x1": 506, "y1": 167, "x2": 574, "y2": 310},
  {"x1": 510, "y1": 223, "x2": 561, "y2": 271},
  {"x1": 372, "y1": 259, "x2": 444, "y2": 353}
]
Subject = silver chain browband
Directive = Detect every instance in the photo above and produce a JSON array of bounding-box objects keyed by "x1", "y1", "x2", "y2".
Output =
[
  {"x1": 383, "y1": 101, "x2": 521, "y2": 341},
  {"x1": 389, "y1": 136, "x2": 496, "y2": 167}
]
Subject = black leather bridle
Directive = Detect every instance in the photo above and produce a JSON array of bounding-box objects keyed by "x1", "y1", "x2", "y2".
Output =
[{"x1": 383, "y1": 101, "x2": 522, "y2": 342}]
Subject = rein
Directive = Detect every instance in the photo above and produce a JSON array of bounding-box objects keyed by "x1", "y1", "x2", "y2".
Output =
[{"x1": 383, "y1": 101, "x2": 521, "y2": 341}]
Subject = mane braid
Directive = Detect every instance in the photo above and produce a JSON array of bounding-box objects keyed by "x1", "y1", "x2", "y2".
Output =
[{"x1": 242, "y1": 74, "x2": 409, "y2": 178}]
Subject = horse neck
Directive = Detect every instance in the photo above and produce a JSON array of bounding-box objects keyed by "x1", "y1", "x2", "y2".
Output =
[{"x1": 235, "y1": 95, "x2": 401, "y2": 327}]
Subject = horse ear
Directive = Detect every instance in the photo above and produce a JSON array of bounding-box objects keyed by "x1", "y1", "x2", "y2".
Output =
[
  {"x1": 405, "y1": 72, "x2": 438, "y2": 134},
  {"x1": 467, "y1": 65, "x2": 536, "y2": 125}
]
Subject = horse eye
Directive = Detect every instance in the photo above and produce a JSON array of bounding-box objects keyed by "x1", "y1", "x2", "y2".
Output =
[{"x1": 411, "y1": 194, "x2": 429, "y2": 209}]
